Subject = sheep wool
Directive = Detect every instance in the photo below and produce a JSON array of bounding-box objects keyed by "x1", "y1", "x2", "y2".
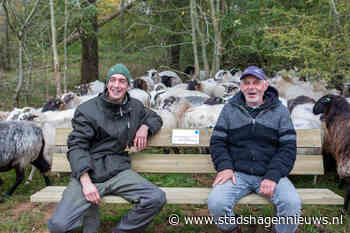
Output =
[
  {"x1": 0, "y1": 121, "x2": 51, "y2": 199},
  {"x1": 0, "y1": 121, "x2": 43, "y2": 167}
]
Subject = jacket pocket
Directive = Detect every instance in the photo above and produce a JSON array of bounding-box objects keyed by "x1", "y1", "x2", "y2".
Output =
[{"x1": 89, "y1": 153, "x2": 131, "y2": 183}]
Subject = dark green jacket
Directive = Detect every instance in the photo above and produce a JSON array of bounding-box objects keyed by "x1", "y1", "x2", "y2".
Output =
[{"x1": 67, "y1": 92, "x2": 162, "y2": 183}]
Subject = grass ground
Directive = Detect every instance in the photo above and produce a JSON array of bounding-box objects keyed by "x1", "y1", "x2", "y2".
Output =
[{"x1": 0, "y1": 168, "x2": 349, "y2": 233}]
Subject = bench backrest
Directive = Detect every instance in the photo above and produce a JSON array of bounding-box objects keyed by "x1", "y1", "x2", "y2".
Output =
[
  {"x1": 53, "y1": 128, "x2": 323, "y2": 175},
  {"x1": 56, "y1": 128, "x2": 322, "y2": 148}
]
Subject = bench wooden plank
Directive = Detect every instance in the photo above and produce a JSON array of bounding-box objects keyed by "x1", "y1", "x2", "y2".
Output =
[
  {"x1": 55, "y1": 128, "x2": 322, "y2": 148},
  {"x1": 33, "y1": 127, "x2": 341, "y2": 207},
  {"x1": 51, "y1": 154, "x2": 324, "y2": 175},
  {"x1": 30, "y1": 186, "x2": 343, "y2": 205}
]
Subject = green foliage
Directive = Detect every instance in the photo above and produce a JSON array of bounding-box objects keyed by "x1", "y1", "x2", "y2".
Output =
[
  {"x1": 2, "y1": 0, "x2": 350, "y2": 108},
  {"x1": 262, "y1": 0, "x2": 350, "y2": 84}
]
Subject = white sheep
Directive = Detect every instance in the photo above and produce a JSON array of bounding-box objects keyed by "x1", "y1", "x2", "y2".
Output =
[
  {"x1": 137, "y1": 69, "x2": 157, "y2": 91},
  {"x1": 128, "y1": 88, "x2": 151, "y2": 107},
  {"x1": 154, "y1": 87, "x2": 210, "y2": 109},
  {"x1": 180, "y1": 104, "x2": 224, "y2": 129},
  {"x1": 157, "y1": 70, "x2": 183, "y2": 87},
  {"x1": 290, "y1": 103, "x2": 321, "y2": 129},
  {"x1": 26, "y1": 109, "x2": 75, "y2": 184},
  {"x1": 270, "y1": 73, "x2": 339, "y2": 101}
]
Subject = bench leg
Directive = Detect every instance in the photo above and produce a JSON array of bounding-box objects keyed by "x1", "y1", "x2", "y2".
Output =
[{"x1": 313, "y1": 175, "x2": 317, "y2": 185}]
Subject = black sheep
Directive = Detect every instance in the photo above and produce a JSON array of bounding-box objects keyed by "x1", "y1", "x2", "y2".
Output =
[{"x1": 313, "y1": 94, "x2": 350, "y2": 212}]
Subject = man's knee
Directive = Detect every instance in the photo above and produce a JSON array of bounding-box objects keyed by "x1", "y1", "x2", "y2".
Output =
[
  {"x1": 148, "y1": 187, "x2": 166, "y2": 209},
  {"x1": 208, "y1": 190, "x2": 230, "y2": 216},
  {"x1": 277, "y1": 193, "x2": 302, "y2": 216}
]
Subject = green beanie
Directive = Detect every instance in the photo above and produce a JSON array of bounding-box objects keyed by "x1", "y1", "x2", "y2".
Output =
[{"x1": 106, "y1": 64, "x2": 131, "y2": 84}]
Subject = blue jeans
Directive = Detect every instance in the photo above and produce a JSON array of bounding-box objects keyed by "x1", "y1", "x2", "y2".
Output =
[{"x1": 207, "y1": 172, "x2": 301, "y2": 233}]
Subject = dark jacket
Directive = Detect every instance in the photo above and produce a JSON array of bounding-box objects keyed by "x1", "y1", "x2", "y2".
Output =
[
  {"x1": 210, "y1": 86, "x2": 296, "y2": 183},
  {"x1": 67, "y1": 92, "x2": 162, "y2": 183}
]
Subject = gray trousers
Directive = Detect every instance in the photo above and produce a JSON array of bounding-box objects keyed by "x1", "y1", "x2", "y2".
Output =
[{"x1": 48, "y1": 169, "x2": 166, "y2": 233}]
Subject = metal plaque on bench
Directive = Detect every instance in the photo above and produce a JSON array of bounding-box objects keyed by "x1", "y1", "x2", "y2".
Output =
[{"x1": 172, "y1": 129, "x2": 200, "y2": 145}]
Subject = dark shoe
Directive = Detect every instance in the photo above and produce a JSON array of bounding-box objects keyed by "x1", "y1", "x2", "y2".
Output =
[{"x1": 221, "y1": 226, "x2": 242, "y2": 233}]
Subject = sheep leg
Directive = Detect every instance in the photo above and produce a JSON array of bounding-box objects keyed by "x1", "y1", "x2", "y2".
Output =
[
  {"x1": 163, "y1": 147, "x2": 180, "y2": 154},
  {"x1": 0, "y1": 177, "x2": 3, "y2": 185},
  {"x1": 344, "y1": 178, "x2": 350, "y2": 212},
  {"x1": 172, "y1": 147, "x2": 180, "y2": 154},
  {"x1": 163, "y1": 148, "x2": 170, "y2": 154},
  {"x1": 31, "y1": 143, "x2": 51, "y2": 186},
  {"x1": 338, "y1": 178, "x2": 344, "y2": 189},
  {"x1": 3, "y1": 166, "x2": 25, "y2": 199},
  {"x1": 31, "y1": 159, "x2": 51, "y2": 187},
  {"x1": 43, "y1": 174, "x2": 51, "y2": 186},
  {"x1": 25, "y1": 166, "x2": 36, "y2": 184}
]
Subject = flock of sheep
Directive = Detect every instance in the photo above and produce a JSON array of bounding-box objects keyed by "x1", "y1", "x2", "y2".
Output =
[{"x1": 0, "y1": 67, "x2": 350, "y2": 211}]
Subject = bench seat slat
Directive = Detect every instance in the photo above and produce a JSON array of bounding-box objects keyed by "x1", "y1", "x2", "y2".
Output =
[
  {"x1": 51, "y1": 153, "x2": 324, "y2": 175},
  {"x1": 30, "y1": 186, "x2": 343, "y2": 205}
]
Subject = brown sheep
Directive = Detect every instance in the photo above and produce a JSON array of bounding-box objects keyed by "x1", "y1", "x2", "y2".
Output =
[{"x1": 313, "y1": 94, "x2": 350, "y2": 211}]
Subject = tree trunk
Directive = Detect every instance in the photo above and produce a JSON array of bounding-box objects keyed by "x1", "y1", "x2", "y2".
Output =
[
  {"x1": 190, "y1": 0, "x2": 200, "y2": 80},
  {"x1": 169, "y1": 35, "x2": 182, "y2": 71},
  {"x1": 328, "y1": 0, "x2": 341, "y2": 33},
  {"x1": 14, "y1": 39, "x2": 23, "y2": 106},
  {"x1": 194, "y1": 3, "x2": 209, "y2": 73},
  {"x1": 120, "y1": 0, "x2": 125, "y2": 42},
  {"x1": 5, "y1": 8, "x2": 10, "y2": 70},
  {"x1": 49, "y1": 0, "x2": 62, "y2": 97},
  {"x1": 63, "y1": 0, "x2": 68, "y2": 93},
  {"x1": 210, "y1": 0, "x2": 221, "y2": 75},
  {"x1": 80, "y1": 6, "x2": 99, "y2": 84}
]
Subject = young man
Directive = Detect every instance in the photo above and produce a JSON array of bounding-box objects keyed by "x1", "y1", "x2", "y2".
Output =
[
  {"x1": 208, "y1": 66, "x2": 301, "y2": 233},
  {"x1": 48, "y1": 64, "x2": 166, "y2": 233}
]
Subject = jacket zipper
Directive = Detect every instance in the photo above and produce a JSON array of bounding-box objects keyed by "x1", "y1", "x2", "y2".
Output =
[{"x1": 232, "y1": 102, "x2": 277, "y2": 133}]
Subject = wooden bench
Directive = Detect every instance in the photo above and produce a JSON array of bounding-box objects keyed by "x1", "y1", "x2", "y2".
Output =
[{"x1": 31, "y1": 128, "x2": 344, "y2": 205}]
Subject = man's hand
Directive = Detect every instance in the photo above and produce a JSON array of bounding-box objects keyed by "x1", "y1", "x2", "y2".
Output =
[
  {"x1": 212, "y1": 169, "x2": 236, "y2": 188},
  {"x1": 80, "y1": 173, "x2": 101, "y2": 205},
  {"x1": 259, "y1": 179, "x2": 277, "y2": 198},
  {"x1": 134, "y1": 124, "x2": 149, "y2": 151}
]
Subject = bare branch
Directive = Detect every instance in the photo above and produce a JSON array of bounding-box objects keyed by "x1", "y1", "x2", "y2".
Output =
[
  {"x1": 21, "y1": 0, "x2": 41, "y2": 32},
  {"x1": 61, "y1": 1, "x2": 134, "y2": 45},
  {"x1": 2, "y1": 1, "x2": 18, "y2": 37},
  {"x1": 98, "y1": 1, "x2": 133, "y2": 28}
]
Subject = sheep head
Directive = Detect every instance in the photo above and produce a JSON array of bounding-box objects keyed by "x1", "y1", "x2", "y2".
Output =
[
  {"x1": 313, "y1": 94, "x2": 350, "y2": 127},
  {"x1": 42, "y1": 98, "x2": 64, "y2": 112},
  {"x1": 187, "y1": 80, "x2": 202, "y2": 91},
  {"x1": 161, "y1": 76, "x2": 173, "y2": 88},
  {"x1": 133, "y1": 79, "x2": 148, "y2": 91}
]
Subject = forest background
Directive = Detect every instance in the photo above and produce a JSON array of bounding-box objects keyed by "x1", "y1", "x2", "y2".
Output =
[
  {"x1": 0, "y1": 0, "x2": 349, "y2": 110},
  {"x1": 0, "y1": 1, "x2": 350, "y2": 232}
]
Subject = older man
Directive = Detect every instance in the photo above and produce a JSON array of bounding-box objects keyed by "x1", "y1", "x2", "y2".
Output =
[
  {"x1": 208, "y1": 66, "x2": 301, "y2": 233},
  {"x1": 48, "y1": 64, "x2": 166, "y2": 233}
]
